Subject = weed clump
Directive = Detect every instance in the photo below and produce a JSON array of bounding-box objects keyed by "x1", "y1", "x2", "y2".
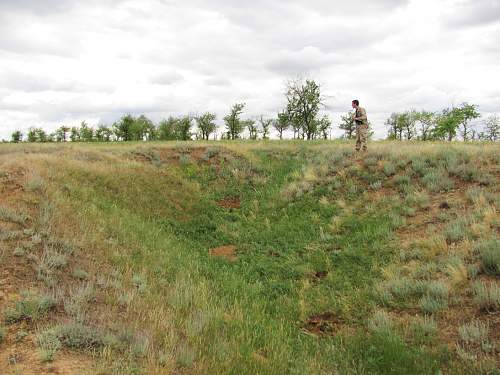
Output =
[
  {"x1": 458, "y1": 321, "x2": 489, "y2": 346},
  {"x1": 132, "y1": 274, "x2": 147, "y2": 293},
  {"x1": 444, "y1": 218, "x2": 468, "y2": 243},
  {"x1": 475, "y1": 239, "x2": 500, "y2": 275},
  {"x1": 4, "y1": 292, "x2": 55, "y2": 324},
  {"x1": 419, "y1": 295, "x2": 448, "y2": 314},
  {"x1": 409, "y1": 316, "x2": 437, "y2": 344},
  {"x1": 72, "y1": 268, "x2": 89, "y2": 280},
  {"x1": 473, "y1": 282, "x2": 500, "y2": 312},
  {"x1": 368, "y1": 310, "x2": 393, "y2": 335},
  {"x1": 37, "y1": 323, "x2": 104, "y2": 361},
  {"x1": 0, "y1": 205, "x2": 29, "y2": 225},
  {"x1": 422, "y1": 169, "x2": 454, "y2": 192},
  {"x1": 383, "y1": 162, "x2": 396, "y2": 176},
  {"x1": 0, "y1": 326, "x2": 6, "y2": 343},
  {"x1": 419, "y1": 282, "x2": 449, "y2": 314}
]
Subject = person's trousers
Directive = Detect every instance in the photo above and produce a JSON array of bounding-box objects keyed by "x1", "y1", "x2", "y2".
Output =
[{"x1": 355, "y1": 124, "x2": 368, "y2": 151}]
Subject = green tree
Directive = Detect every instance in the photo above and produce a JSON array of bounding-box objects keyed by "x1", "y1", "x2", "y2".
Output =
[
  {"x1": 224, "y1": 103, "x2": 245, "y2": 140},
  {"x1": 400, "y1": 110, "x2": 417, "y2": 140},
  {"x1": 456, "y1": 103, "x2": 480, "y2": 141},
  {"x1": 70, "y1": 127, "x2": 80, "y2": 142},
  {"x1": 274, "y1": 111, "x2": 290, "y2": 140},
  {"x1": 316, "y1": 115, "x2": 331, "y2": 140},
  {"x1": 26, "y1": 127, "x2": 48, "y2": 142},
  {"x1": 136, "y1": 115, "x2": 156, "y2": 141},
  {"x1": 79, "y1": 121, "x2": 94, "y2": 142},
  {"x1": 11, "y1": 130, "x2": 23, "y2": 143},
  {"x1": 245, "y1": 119, "x2": 258, "y2": 140},
  {"x1": 385, "y1": 113, "x2": 401, "y2": 140},
  {"x1": 285, "y1": 78, "x2": 322, "y2": 140},
  {"x1": 195, "y1": 112, "x2": 217, "y2": 140},
  {"x1": 175, "y1": 116, "x2": 192, "y2": 141},
  {"x1": 434, "y1": 108, "x2": 462, "y2": 141},
  {"x1": 95, "y1": 125, "x2": 113, "y2": 142},
  {"x1": 415, "y1": 111, "x2": 436, "y2": 141},
  {"x1": 339, "y1": 111, "x2": 356, "y2": 139},
  {"x1": 158, "y1": 117, "x2": 177, "y2": 140},
  {"x1": 55, "y1": 126, "x2": 70, "y2": 142},
  {"x1": 113, "y1": 114, "x2": 135, "y2": 141}
]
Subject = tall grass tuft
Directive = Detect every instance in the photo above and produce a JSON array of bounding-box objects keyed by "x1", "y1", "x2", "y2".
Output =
[
  {"x1": 473, "y1": 281, "x2": 500, "y2": 312},
  {"x1": 475, "y1": 239, "x2": 500, "y2": 276}
]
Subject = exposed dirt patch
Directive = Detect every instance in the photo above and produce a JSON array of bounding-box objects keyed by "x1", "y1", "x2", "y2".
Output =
[
  {"x1": 0, "y1": 163, "x2": 97, "y2": 374},
  {"x1": 310, "y1": 271, "x2": 329, "y2": 283},
  {"x1": 216, "y1": 197, "x2": 241, "y2": 209},
  {"x1": 304, "y1": 312, "x2": 346, "y2": 336},
  {"x1": 209, "y1": 245, "x2": 237, "y2": 262}
]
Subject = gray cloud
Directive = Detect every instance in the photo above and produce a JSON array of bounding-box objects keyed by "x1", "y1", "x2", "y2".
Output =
[
  {"x1": 445, "y1": 0, "x2": 500, "y2": 28},
  {"x1": 0, "y1": 0, "x2": 498, "y2": 139}
]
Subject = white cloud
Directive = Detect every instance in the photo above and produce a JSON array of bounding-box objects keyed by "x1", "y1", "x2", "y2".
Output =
[{"x1": 0, "y1": 0, "x2": 498, "y2": 140}]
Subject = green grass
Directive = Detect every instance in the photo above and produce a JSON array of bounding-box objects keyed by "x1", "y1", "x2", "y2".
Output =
[{"x1": 1, "y1": 140, "x2": 498, "y2": 374}]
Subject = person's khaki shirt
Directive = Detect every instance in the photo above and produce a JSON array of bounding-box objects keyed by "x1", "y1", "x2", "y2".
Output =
[{"x1": 355, "y1": 107, "x2": 368, "y2": 126}]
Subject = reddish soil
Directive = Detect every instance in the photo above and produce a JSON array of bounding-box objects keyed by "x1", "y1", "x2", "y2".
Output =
[
  {"x1": 216, "y1": 197, "x2": 241, "y2": 209},
  {"x1": 0, "y1": 163, "x2": 96, "y2": 374},
  {"x1": 304, "y1": 312, "x2": 346, "y2": 336},
  {"x1": 209, "y1": 245, "x2": 237, "y2": 262}
]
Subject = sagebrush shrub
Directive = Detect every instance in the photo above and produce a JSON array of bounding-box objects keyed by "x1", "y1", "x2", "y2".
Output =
[
  {"x1": 458, "y1": 321, "x2": 489, "y2": 345},
  {"x1": 475, "y1": 239, "x2": 500, "y2": 276},
  {"x1": 473, "y1": 282, "x2": 500, "y2": 312}
]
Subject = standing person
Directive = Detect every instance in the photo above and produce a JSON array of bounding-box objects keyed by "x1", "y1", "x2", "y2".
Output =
[{"x1": 352, "y1": 100, "x2": 368, "y2": 152}]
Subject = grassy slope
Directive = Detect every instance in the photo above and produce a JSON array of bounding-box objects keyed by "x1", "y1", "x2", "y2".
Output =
[{"x1": 0, "y1": 141, "x2": 498, "y2": 375}]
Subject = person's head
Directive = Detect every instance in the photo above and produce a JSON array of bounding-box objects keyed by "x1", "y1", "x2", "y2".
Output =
[{"x1": 351, "y1": 100, "x2": 359, "y2": 109}]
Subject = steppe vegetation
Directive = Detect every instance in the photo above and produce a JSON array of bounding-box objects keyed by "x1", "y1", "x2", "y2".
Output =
[{"x1": 0, "y1": 140, "x2": 498, "y2": 374}]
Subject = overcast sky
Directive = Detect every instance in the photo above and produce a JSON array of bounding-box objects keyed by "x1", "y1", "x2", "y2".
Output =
[{"x1": 0, "y1": 0, "x2": 499, "y2": 140}]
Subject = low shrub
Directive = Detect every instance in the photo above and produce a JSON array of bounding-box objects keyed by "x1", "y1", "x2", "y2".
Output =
[
  {"x1": 476, "y1": 239, "x2": 500, "y2": 276},
  {"x1": 422, "y1": 169, "x2": 454, "y2": 192},
  {"x1": 473, "y1": 282, "x2": 500, "y2": 312},
  {"x1": 444, "y1": 218, "x2": 468, "y2": 243},
  {"x1": 419, "y1": 295, "x2": 448, "y2": 314},
  {"x1": 368, "y1": 310, "x2": 393, "y2": 335},
  {"x1": 0, "y1": 205, "x2": 28, "y2": 225},
  {"x1": 410, "y1": 316, "x2": 437, "y2": 344},
  {"x1": 458, "y1": 321, "x2": 489, "y2": 346},
  {"x1": 4, "y1": 292, "x2": 55, "y2": 324},
  {"x1": 383, "y1": 163, "x2": 396, "y2": 176}
]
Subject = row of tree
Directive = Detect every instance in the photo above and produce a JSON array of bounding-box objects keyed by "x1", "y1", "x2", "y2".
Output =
[
  {"x1": 382, "y1": 104, "x2": 498, "y2": 141},
  {"x1": 9, "y1": 78, "x2": 336, "y2": 143},
  {"x1": 6, "y1": 78, "x2": 499, "y2": 143}
]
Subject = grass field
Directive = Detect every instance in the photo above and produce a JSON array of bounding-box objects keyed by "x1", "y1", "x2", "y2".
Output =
[{"x1": 0, "y1": 140, "x2": 499, "y2": 374}]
